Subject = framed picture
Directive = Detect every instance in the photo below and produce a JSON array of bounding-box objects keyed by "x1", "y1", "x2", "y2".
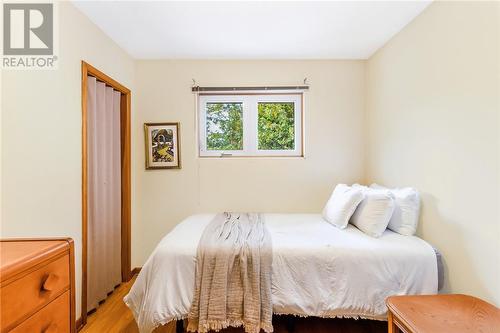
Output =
[{"x1": 144, "y1": 122, "x2": 181, "y2": 169}]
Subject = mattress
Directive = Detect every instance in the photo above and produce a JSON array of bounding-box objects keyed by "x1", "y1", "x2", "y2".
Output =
[{"x1": 124, "y1": 214, "x2": 438, "y2": 333}]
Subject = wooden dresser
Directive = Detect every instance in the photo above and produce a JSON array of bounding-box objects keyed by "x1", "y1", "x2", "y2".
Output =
[
  {"x1": 386, "y1": 294, "x2": 500, "y2": 333},
  {"x1": 0, "y1": 239, "x2": 75, "y2": 333}
]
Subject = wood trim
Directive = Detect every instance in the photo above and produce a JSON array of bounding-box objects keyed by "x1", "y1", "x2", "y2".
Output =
[
  {"x1": 81, "y1": 61, "x2": 132, "y2": 328},
  {"x1": 120, "y1": 91, "x2": 132, "y2": 282},
  {"x1": 76, "y1": 317, "x2": 83, "y2": 332},
  {"x1": 81, "y1": 62, "x2": 88, "y2": 327},
  {"x1": 83, "y1": 62, "x2": 130, "y2": 94}
]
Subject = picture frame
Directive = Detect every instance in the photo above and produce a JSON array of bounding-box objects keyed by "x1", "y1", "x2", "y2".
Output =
[{"x1": 144, "y1": 122, "x2": 181, "y2": 169}]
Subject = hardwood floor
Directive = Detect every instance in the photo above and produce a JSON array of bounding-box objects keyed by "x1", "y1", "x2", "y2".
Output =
[
  {"x1": 80, "y1": 276, "x2": 160, "y2": 333},
  {"x1": 80, "y1": 276, "x2": 387, "y2": 333}
]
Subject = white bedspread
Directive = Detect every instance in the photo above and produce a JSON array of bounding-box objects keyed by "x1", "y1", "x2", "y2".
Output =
[{"x1": 124, "y1": 214, "x2": 437, "y2": 333}]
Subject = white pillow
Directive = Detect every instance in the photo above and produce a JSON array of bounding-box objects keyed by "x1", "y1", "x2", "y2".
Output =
[
  {"x1": 370, "y1": 184, "x2": 420, "y2": 235},
  {"x1": 350, "y1": 189, "x2": 395, "y2": 237},
  {"x1": 322, "y1": 184, "x2": 365, "y2": 229}
]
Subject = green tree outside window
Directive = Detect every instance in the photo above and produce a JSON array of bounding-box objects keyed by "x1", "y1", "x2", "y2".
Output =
[
  {"x1": 206, "y1": 103, "x2": 243, "y2": 150},
  {"x1": 258, "y1": 102, "x2": 295, "y2": 150}
]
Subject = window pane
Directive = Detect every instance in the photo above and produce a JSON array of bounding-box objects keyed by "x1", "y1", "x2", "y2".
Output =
[
  {"x1": 258, "y1": 102, "x2": 295, "y2": 150},
  {"x1": 206, "y1": 102, "x2": 243, "y2": 150}
]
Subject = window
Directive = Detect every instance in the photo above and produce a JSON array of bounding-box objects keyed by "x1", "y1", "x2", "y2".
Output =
[{"x1": 199, "y1": 93, "x2": 303, "y2": 157}]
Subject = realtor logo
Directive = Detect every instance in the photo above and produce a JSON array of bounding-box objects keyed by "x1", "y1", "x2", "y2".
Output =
[{"x1": 2, "y1": 2, "x2": 58, "y2": 69}]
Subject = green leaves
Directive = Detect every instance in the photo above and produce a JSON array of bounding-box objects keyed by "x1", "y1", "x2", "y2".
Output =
[
  {"x1": 258, "y1": 103, "x2": 295, "y2": 150},
  {"x1": 206, "y1": 103, "x2": 243, "y2": 150},
  {"x1": 205, "y1": 101, "x2": 295, "y2": 152}
]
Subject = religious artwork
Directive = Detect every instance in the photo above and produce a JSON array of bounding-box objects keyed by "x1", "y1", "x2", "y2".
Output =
[{"x1": 144, "y1": 122, "x2": 180, "y2": 169}]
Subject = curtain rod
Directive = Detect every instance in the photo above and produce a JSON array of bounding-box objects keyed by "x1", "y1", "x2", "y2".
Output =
[{"x1": 191, "y1": 86, "x2": 309, "y2": 92}]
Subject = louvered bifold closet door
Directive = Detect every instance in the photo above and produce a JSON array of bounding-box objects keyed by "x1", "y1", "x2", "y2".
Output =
[{"x1": 86, "y1": 76, "x2": 122, "y2": 312}]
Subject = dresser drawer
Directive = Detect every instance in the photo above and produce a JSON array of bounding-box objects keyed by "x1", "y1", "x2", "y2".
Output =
[
  {"x1": 10, "y1": 291, "x2": 70, "y2": 333},
  {"x1": 1, "y1": 254, "x2": 70, "y2": 331}
]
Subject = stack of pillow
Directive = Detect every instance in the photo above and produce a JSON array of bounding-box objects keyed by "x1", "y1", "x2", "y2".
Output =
[{"x1": 322, "y1": 183, "x2": 420, "y2": 237}]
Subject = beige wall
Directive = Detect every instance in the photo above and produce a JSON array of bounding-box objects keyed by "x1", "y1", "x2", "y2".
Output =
[
  {"x1": 133, "y1": 60, "x2": 366, "y2": 265},
  {"x1": 2, "y1": 0, "x2": 499, "y2": 324},
  {"x1": 366, "y1": 1, "x2": 499, "y2": 305},
  {"x1": 0, "y1": 2, "x2": 135, "y2": 318}
]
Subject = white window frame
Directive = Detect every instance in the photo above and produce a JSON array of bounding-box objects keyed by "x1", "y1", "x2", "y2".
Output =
[{"x1": 198, "y1": 93, "x2": 303, "y2": 157}]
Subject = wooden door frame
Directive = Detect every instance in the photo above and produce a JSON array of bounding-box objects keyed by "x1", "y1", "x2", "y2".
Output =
[{"x1": 81, "y1": 61, "x2": 132, "y2": 328}]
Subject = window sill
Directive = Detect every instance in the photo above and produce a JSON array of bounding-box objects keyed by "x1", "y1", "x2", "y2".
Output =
[{"x1": 197, "y1": 155, "x2": 306, "y2": 160}]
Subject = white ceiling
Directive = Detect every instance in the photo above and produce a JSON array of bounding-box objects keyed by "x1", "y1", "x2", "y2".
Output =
[{"x1": 72, "y1": 1, "x2": 432, "y2": 60}]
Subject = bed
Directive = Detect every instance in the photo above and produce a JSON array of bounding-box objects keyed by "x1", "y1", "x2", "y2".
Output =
[{"x1": 124, "y1": 213, "x2": 440, "y2": 333}]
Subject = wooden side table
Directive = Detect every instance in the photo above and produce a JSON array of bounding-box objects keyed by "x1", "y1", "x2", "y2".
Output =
[{"x1": 386, "y1": 294, "x2": 500, "y2": 333}]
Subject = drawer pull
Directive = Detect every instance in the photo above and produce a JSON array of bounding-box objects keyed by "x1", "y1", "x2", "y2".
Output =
[
  {"x1": 42, "y1": 323, "x2": 57, "y2": 333},
  {"x1": 41, "y1": 273, "x2": 59, "y2": 291}
]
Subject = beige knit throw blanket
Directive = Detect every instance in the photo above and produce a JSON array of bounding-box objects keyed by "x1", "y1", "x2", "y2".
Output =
[{"x1": 187, "y1": 212, "x2": 273, "y2": 333}]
